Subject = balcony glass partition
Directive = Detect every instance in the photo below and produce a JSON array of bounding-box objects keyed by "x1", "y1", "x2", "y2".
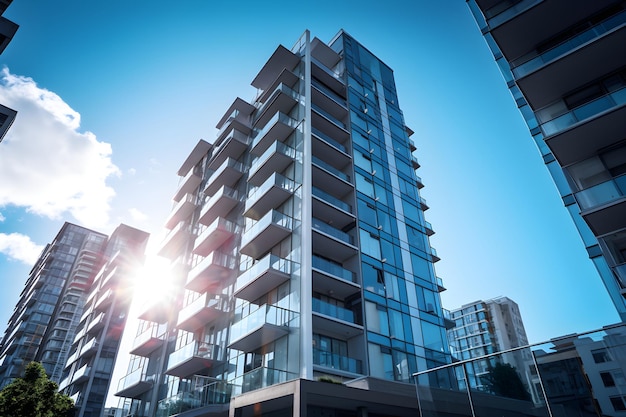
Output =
[
  {"x1": 312, "y1": 298, "x2": 355, "y2": 323},
  {"x1": 230, "y1": 367, "x2": 298, "y2": 396},
  {"x1": 229, "y1": 304, "x2": 295, "y2": 343},
  {"x1": 312, "y1": 186, "x2": 351, "y2": 212},
  {"x1": 313, "y1": 348, "x2": 362, "y2": 374},
  {"x1": 541, "y1": 86, "x2": 626, "y2": 137},
  {"x1": 484, "y1": 0, "x2": 543, "y2": 28},
  {"x1": 312, "y1": 103, "x2": 346, "y2": 129},
  {"x1": 575, "y1": 173, "x2": 626, "y2": 210},
  {"x1": 312, "y1": 127, "x2": 347, "y2": 153},
  {"x1": 312, "y1": 218, "x2": 354, "y2": 245},
  {"x1": 312, "y1": 255, "x2": 355, "y2": 283},
  {"x1": 156, "y1": 379, "x2": 231, "y2": 417},
  {"x1": 312, "y1": 156, "x2": 350, "y2": 181}
]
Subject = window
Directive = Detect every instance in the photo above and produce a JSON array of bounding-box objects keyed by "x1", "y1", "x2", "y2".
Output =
[
  {"x1": 601, "y1": 371, "x2": 616, "y2": 387},
  {"x1": 592, "y1": 348, "x2": 612, "y2": 363},
  {"x1": 611, "y1": 396, "x2": 626, "y2": 412}
]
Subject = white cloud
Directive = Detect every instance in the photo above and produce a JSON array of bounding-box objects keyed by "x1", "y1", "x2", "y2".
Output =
[
  {"x1": 128, "y1": 207, "x2": 147, "y2": 222},
  {"x1": 0, "y1": 233, "x2": 44, "y2": 265},
  {"x1": 0, "y1": 212, "x2": 4, "y2": 222},
  {"x1": 127, "y1": 168, "x2": 137, "y2": 176},
  {"x1": 0, "y1": 68, "x2": 119, "y2": 228}
]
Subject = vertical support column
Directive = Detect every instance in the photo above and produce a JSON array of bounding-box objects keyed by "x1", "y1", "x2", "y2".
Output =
[{"x1": 300, "y1": 29, "x2": 314, "y2": 381}]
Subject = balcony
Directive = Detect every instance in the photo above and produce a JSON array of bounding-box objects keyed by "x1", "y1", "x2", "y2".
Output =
[
  {"x1": 411, "y1": 155, "x2": 420, "y2": 170},
  {"x1": 177, "y1": 294, "x2": 227, "y2": 332},
  {"x1": 436, "y1": 276, "x2": 447, "y2": 292},
  {"x1": 71, "y1": 364, "x2": 91, "y2": 384},
  {"x1": 130, "y1": 323, "x2": 166, "y2": 357},
  {"x1": 240, "y1": 210, "x2": 293, "y2": 259},
  {"x1": 94, "y1": 289, "x2": 113, "y2": 312},
  {"x1": 164, "y1": 193, "x2": 197, "y2": 230},
  {"x1": 166, "y1": 342, "x2": 221, "y2": 378},
  {"x1": 234, "y1": 254, "x2": 292, "y2": 302},
  {"x1": 115, "y1": 366, "x2": 155, "y2": 398},
  {"x1": 614, "y1": 263, "x2": 626, "y2": 289},
  {"x1": 229, "y1": 305, "x2": 294, "y2": 352},
  {"x1": 419, "y1": 196, "x2": 429, "y2": 211},
  {"x1": 312, "y1": 156, "x2": 353, "y2": 197},
  {"x1": 251, "y1": 112, "x2": 297, "y2": 156},
  {"x1": 311, "y1": 108, "x2": 350, "y2": 147},
  {"x1": 156, "y1": 379, "x2": 231, "y2": 416},
  {"x1": 251, "y1": 45, "x2": 300, "y2": 91},
  {"x1": 313, "y1": 349, "x2": 362, "y2": 375},
  {"x1": 244, "y1": 173, "x2": 295, "y2": 221},
  {"x1": 576, "y1": 175, "x2": 626, "y2": 236},
  {"x1": 312, "y1": 103, "x2": 346, "y2": 131},
  {"x1": 430, "y1": 247, "x2": 441, "y2": 263},
  {"x1": 312, "y1": 81, "x2": 348, "y2": 124},
  {"x1": 86, "y1": 312, "x2": 106, "y2": 335},
  {"x1": 198, "y1": 186, "x2": 239, "y2": 226},
  {"x1": 312, "y1": 186, "x2": 354, "y2": 231},
  {"x1": 193, "y1": 217, "x2": 238, "y2": 256},
  {"x1": 256, "y1": 68, "x2": 299, "y2": 105},
  {"x1": 312, "y1": 255, "x2": 360, "y2": 299},
  {"x1": 65, "y1": 349, "x2": 79, "y2": 367},
  {"x1": 208, "y1": 128, "x2": 250, "y2": 171},
  {"x1": 186, "y1": 250, "x2": 237, "y2": 293},
  {"x1": 311, "y1": 56, "x2": 345, "y2": 100},
  {"x1": 254, "y1": 83, "x2": 299, "y2": 129},
  {"x1": 138, "y1": 300, "x2": 171, "y2": 324},
  {"x1": 312, "y1": 127, "x2": 351, "y2": 168},
  {"x1": 232, "y1": 367, "x2": 298, "y2": 396},
  {"x1": 312, "y1": 298, "x2": 362, "y2": 339},
  {"x1": 248, "y1": 141, "x2": 296, "y2": 186},
  {"x1": 544, "y1": 88, "x2": 626, "y2": 167},
  {"x1": 215, "y1": 109, "x2": 252, "y2": 147},
  {"x1": 312, "y1": 218, "x2": 357, "y2": 263},
  {"x1": 173, "y1": 167, "x2": 202, "y2": 202},
  {"x1": 424, "y1": 220, "x2": 435, "y2": 236},
  {"x1": 79, "y1": 338, "x2": 99, "y2": 359},
  {"x1": 157, "y1": 220, "x2": 192, "y2": 259},
  {"x1": 203, "y1": 158, "x2": 244, "y2": 197},
  {"x1": 517, "y1": 26, "x2": 626, "y2": 110}
]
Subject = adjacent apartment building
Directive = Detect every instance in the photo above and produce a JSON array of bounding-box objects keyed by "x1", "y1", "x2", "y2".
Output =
[
  {"x1": 0, "y1": 0, "x2": 18, "y2": 142},
  {"x1": 0, "y1": 221, "x2": 149, "y2": 417},
  {"x1": 466, "y1": 0, "x2": 626, "y2": 320},
  {"x1": 447, "y1": 296, "x2": 531, "y2": 391},
  {"x1": 116, "y1": 29, "x2": 452, "y2": 417}
]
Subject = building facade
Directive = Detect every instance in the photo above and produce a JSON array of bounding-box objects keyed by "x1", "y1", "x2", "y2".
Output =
[
  {"x1": 60, "y1": 224, "x2": 149, "y2": 417},
  {"x1": 447, "y1": 296, "x2": 530, "y2": 391},
  {"x1": 116, "y1": 29, "x2": 452, "y2": 417},
  {"x1": 466, "y1": 0, "x2": 626, "y2": 320},
  {"x1": 0, "y1": 223, "x2": 108, "y2": 387},
  {"x1": 0, "y1": 0, "x2": 18, "y2": 143}
]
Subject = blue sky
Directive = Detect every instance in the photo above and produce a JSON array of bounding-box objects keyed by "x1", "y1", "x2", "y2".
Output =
[{"x1": 0, "y1": 0, "x2": 619, "y2": 346}]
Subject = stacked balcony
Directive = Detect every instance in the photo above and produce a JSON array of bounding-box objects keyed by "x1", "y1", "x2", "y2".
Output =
[
  {"x1": 79, "y1": 338, "x2": 98, "y2": 359},
  {"x1": 193, "y1": 217, "x2": 237, "y2": 256},
  {"x1": 240, "y1": 210, "x2": 293, "y2": 259},
  {"x1": 86, "y1": 311, "x2": 106, "y2": 335},
  {"x1": 312, "y1": 255, "x2": 360, "y2": 300},
  {"x1": 313, "y1": 349, "x2": 362, "y2": 375},
  {"x1": 164, "y1": 193, "x2": 197, "y2": 230},
  {"x1": 71, "y1": 364, "x2": 91, "y2": 384},
  {"x1": 157, "y1": 220, "x2": 192, "y2": 259},
  {"x1": 130, "y1": 322, "x2": 166, "y2": 357},
  {"x1": 166, "y1": 341, "x2": 222, "y2": 378},
  {"x1": 244, "y1": 173, "x2": 295, "y2": 220},
  {"x1": 254, "y1": 83, "x2": 298, "y2": 130},
  {"x1": 138, "y1": 300, "x2": 171, "y2": 324},
  {"x1": 94, "y1": 288, "x2": 113, "y2": 312},
  {"x1": 228, "y1": 304, "x2": 294, "y2": 352},
  {"x1": 234, "y1": 254, "x2": 293, "y2": 302},
  {"x1": 203, "y1": 158, "x2": 245, "y2": 197},
  {"x1": 176, "y1": 294, "x2": 227, "y2": 332},
  {"x1": 312, "y1": 218, "x2": 357, "y2": 263},
  {"x1": 173, "y1": 166, "x2": 202, "y2": 203},
  {"x1": 312, "y1": 298, "x2": 363, "y2": 339},
  {"x1": 115, "y1": 364, "x2": 155, "y2": 398},
  {"x1": 248, "y1": 141, "x2": 296, "y2": 186},
  {"x1": 186, "y1": 250, "x2": 237, "y2": 293},
  {"x1": 250, "y1": 112, "x2": 297, "y2": 156},
  {"x1": 208, "y1": 128, "x2": 250, "y2": 171},
  {"x1": 198, "y1": 185, "x2": 239, "y2": 226}
]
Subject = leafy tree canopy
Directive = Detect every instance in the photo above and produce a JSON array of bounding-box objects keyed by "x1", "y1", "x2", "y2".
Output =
[
  {"x1": 0, "y1": 362, "x2": 75, "y2": 417},
  {"x1": 482, "y1": 362, "x2": 531, "y2": 401}
]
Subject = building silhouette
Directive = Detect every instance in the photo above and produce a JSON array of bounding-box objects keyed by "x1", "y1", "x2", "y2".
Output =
[
  {"x1": 0, "y1": 0, "x2": 18, "y2": 143},
  {"x1": 115, "y1": 29, "x2": 452, "y2": 417},
  {"x1": 466, "y1": 0, "x2": 626, "y2": 320}
]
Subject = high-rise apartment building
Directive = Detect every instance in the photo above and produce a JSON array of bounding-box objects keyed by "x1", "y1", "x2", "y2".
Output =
[
  {"x1": 447, "y1": 296, "x2": 530, "y2": 391},
  {"x1": 116, "y1": 29, "x2": 452, "y2": 417},
  {"x1": 0, "y1": 0, "x2": 18, "y2": 143},
  {"x1": 60, "y1": 224, "x2": 149, "y2": 417},
  {"x1": 0, "y1": 223, "x2": 108, "y2": 387},
  {"x1": 466, "y1": 0, "x2": 626, "y2": 320}
]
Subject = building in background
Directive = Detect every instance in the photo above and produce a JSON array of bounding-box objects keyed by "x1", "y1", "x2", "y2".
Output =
[
  {"x1": 116, "y1": 29, "x2": 452, "y2": 417},
  {"x1": 60, "y1": 224, "x2": 149, "y2": 417},
  {"x1": 447, "y1": 296, "x2": 531, "y2": 392},
  {"x1": 0, "y1": 223, "x2": 108, "y2": 387},
  {"x1": 466, "y1": 0, "x2": 626, "y2": 320},
  {"x1": 0, "y1": 0, "x2": 18, "y2": 143}
]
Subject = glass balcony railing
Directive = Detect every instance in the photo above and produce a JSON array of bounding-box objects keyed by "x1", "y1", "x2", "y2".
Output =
[
  {"x1": 541, "y1": 85, "x2": 626, "y2": 137},
  {"x1": 575, "y1": 173, "x2": 626, "y2": 211},
  {"x1": 236, "y1": 254, "x2": 292, "y2": 292},
  {"x1": 251, "y1": 112, "x2": 297, "y2": 151},
  {"x1": 312, "y1": 156, "x2": 350, "y2": 182},
  {"x1": 613, "y1": 263, "x2": 626, "y2": 288},
  {"x1": 241, "y1": 210, "x2": 293, "y2": 248},
  {"x1": 255, "y1": 83, "x2": 299, "y2": 120},
  {"x1": 311, "y1": 127, "x2": 347, "y2": 153},
  {"x1": 216, "y1": 109, "x2": 249, "y2": 140},
  {"x1": 250, "y1": 141, "x2": 297, "y2": 177},
  {"x1": 312, "y1": 186, "x2": 351, "y2": 212},
  {"x1": 311, "y1": 56, "x2": 343, "y2": 81},
  {"x1": 312, "y1": 79, "x2": 347, "y2": 107},
  {"x1": 169, "y1": 342, "x2": 220, "y2": 369},
  {"x1": 312, "y1": 218, "x2": 354, "y2": 245},
  {"x1": 231, "y1": 367, "x2": 298, "y2": 395},
  {"x1": 247, "y1": 173, "x2": 295, "y2": 206},
  {"x1": 117, "y1": 365, "x2": 154, "y2": 393},
  {"x1": 312, "y1": 103, "x2": 346, "y2": 129},
  {"x1": 230, "y1": 304, "x2": 294, "y2": 343},
  {"x1": 156, "y1": 379, "x2": 231, "y2": 417},
  {"x1": 484, "y1": 0, "x2": 543, "y2": 28},
  {"x1": 512, "y1": 10, "x2": 626, "y2": 78},
  {"x1": 313, "y1": 348, "x2": 362, "y2": 374},
  {"x1": 133, "y1": 323, "x2": 166, "y2": 350},
  {"x1": 312, "y1": 298, "x2": 355, "y2": 323},
  {"x1": 312, "y1": 255, "x2": 356, "y2": 283}
]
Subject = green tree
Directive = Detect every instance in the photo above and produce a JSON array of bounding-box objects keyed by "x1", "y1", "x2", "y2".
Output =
[
  {"x1": 0, "y1": 362, "x2": 75, "y2": 417},
  {"x1": 481, "y1": 362, "x2": 531, "y2": 401}
]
